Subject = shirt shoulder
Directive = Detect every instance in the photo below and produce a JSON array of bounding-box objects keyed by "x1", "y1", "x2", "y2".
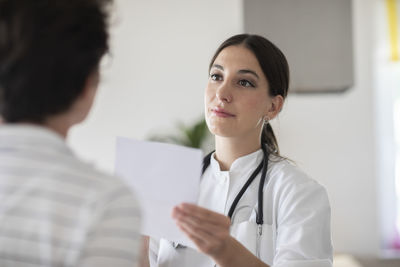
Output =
[
  {"x1": 64, "y1": 159, "x2": 142, "y2": 266},
  {"x1": 70, "y1": 158, "x2": 140, "y2": 208},
  {"x1": 266, "y1": 159, "x2": 333, "y2": 264},
  {"x1": 267, "y1": 157, "x2": 326, "y2": 194},
  {"x1": 266, "y1": 157, "x2": 331, "y2": 220},
  {"x1": 56, "y1": 155, "x2": 129, "y2": 192}
]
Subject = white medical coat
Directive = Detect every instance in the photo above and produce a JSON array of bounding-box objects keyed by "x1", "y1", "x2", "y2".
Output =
[{"x1": 149, "y1": 149, "x2": 333, "y2": 267}]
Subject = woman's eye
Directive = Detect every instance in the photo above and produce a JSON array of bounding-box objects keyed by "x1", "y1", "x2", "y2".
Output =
[
  {"x1": 210, "y1": 74, "x2": 222, "y2": 81},
  {"x1": 239, "y1": 79, "x2": 254, "y2": 87}
]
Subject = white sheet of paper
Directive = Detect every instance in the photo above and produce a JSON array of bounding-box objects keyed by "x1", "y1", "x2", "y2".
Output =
[{"x1": 115, "y1": 137, "x2": 203, "y2": 248}]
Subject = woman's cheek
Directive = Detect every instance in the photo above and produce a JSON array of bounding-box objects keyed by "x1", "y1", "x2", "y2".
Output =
[{"x1": 245, "y1": 97, "x2": 266, "y2": 114}]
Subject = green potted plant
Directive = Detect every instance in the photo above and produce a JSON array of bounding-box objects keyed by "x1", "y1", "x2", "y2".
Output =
[{"x1": 149, "y1": 117, "x2": 213, "y2": 153}]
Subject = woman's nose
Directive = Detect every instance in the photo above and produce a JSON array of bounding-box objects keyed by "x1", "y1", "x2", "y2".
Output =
[{"x1": 216, "y1": 82, "x2": 232, "y2": 103}]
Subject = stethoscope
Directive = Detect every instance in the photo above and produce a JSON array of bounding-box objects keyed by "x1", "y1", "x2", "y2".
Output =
[
  {"x1": 202, "y1": 143, "x2": 269, "y2": 226},
  {"x1": 172, "y1": 143, "x2": 270, "y2": 260}
]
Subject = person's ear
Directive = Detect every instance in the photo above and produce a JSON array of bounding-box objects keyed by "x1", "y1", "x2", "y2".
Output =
[
  {"x1": 81, "y1": 69, "x2": 100, "y2": 99},
  {"x1": 266, "y1": 95, "x2": 284, "y2": 120}
]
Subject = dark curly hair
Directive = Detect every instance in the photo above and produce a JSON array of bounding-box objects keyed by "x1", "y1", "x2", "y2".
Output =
[{"x1": 0, "y1": 0, "x2": 112, "y2": 123}]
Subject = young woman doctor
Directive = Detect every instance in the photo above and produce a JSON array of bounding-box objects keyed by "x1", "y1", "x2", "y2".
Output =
[{"x1": 148, "y1": 34, "x2": 333, "y2": 267}]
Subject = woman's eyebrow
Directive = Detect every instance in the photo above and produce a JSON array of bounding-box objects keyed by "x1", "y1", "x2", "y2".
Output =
[
  {"x1": 238, "y1": 69, "x2": 259, "y2": 79},
  {"x1": 211, "y1": 64, "x2": 259, "y2": 80},
  {"x1": 211, "y1": 64, "x2": 224, "y2": 70}
]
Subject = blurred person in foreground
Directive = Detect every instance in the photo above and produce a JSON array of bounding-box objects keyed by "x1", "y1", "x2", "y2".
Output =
[{"x1": 0, "y1": 0, "x2": 141, "y2": 266}]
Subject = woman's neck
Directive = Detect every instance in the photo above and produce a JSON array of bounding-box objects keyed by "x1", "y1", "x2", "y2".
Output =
[{"x1": 214, "y1": 136, "x2": 261, "y2": 171}]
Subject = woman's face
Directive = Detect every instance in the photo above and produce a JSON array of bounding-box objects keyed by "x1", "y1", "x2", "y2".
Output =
[{"x1": 205, "y1": 45, "x2": 274, "y2": 139}]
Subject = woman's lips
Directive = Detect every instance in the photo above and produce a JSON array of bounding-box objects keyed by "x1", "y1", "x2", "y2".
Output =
[{"x1": 211, "y1": 107, "x2": 235, "y2": 118}]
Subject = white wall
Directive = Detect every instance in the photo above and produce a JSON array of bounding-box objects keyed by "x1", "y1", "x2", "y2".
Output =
[
  {"x1": 68, "y1": 0, "x2": 379, "y2": 257},
  {"x1": 69, "y1": 0, "x2": 243, "y2": 171},
  {"x1": 274, "y1": 0, "x2": 378, "y2": 256},
  {"x1": 277, "y1": 1, "x2": 378, "y2": 258}
]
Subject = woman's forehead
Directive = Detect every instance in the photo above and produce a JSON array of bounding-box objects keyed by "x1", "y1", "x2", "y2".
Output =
[{"x1": 213, "y1": 45, "x2": 262, "y2": 73}]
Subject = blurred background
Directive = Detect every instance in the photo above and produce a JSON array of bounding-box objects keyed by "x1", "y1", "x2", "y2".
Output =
[{"x1": 67, "y1": 0, "x2": 400, "y2": 266}]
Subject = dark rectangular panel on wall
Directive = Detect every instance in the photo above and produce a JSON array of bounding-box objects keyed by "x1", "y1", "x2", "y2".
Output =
[{"x1": 244, "y1": 0, "x2": 354, "y2": 93}]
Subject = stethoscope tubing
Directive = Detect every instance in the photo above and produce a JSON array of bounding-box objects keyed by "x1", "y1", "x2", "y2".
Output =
[
  {"x1": 172, "y1": 144, "x2": 270, "y2": 256},
  {"x1": 202, "y1": 143, "x2": 269, "y2": 226}
]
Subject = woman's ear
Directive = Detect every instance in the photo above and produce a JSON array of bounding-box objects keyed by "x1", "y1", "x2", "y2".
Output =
[{"x1": 266, "y1": 95, "x2": 284, "y2": 120}]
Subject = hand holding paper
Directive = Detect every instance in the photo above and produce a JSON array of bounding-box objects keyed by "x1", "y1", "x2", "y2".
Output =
[{"x1": 115, "y1": 137, "x2": 203, "y2": 248}]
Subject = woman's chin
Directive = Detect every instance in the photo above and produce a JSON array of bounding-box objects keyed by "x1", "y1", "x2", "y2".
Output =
[
  {"x1": 206, "y1": 117, "x2": 239, "y2": 137},
  {"x1": 209, "y1": 127, "x2": 236, "y2": 138}
]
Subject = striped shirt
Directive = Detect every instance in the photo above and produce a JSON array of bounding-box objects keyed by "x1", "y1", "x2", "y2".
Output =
[{"x1": 0, "y1": 124, "x2": 141, "y2": 267}]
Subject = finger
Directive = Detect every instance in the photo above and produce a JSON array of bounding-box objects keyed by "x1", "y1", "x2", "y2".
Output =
[
  {"x1": 176, "y1": 222, "x2": 208, "y2": 251},
  {"x1": 173, "y1": 205, "x2": 227, "y2": 232},
  {"x1": 179, "y1": 203, "x2": 219, "y2": 219},
  {"x1": 177, "y1": 220, "x2": 229, "y2": 257},
  {"x1": 175, "y1": 211, "x2": 227, "y2": 237},
  {"x1": 176, "y1": 219, "x2": 215, "y2": 244},
  {"x1": 177, "y1": 203, "x2": 230, "y2": 225}
]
